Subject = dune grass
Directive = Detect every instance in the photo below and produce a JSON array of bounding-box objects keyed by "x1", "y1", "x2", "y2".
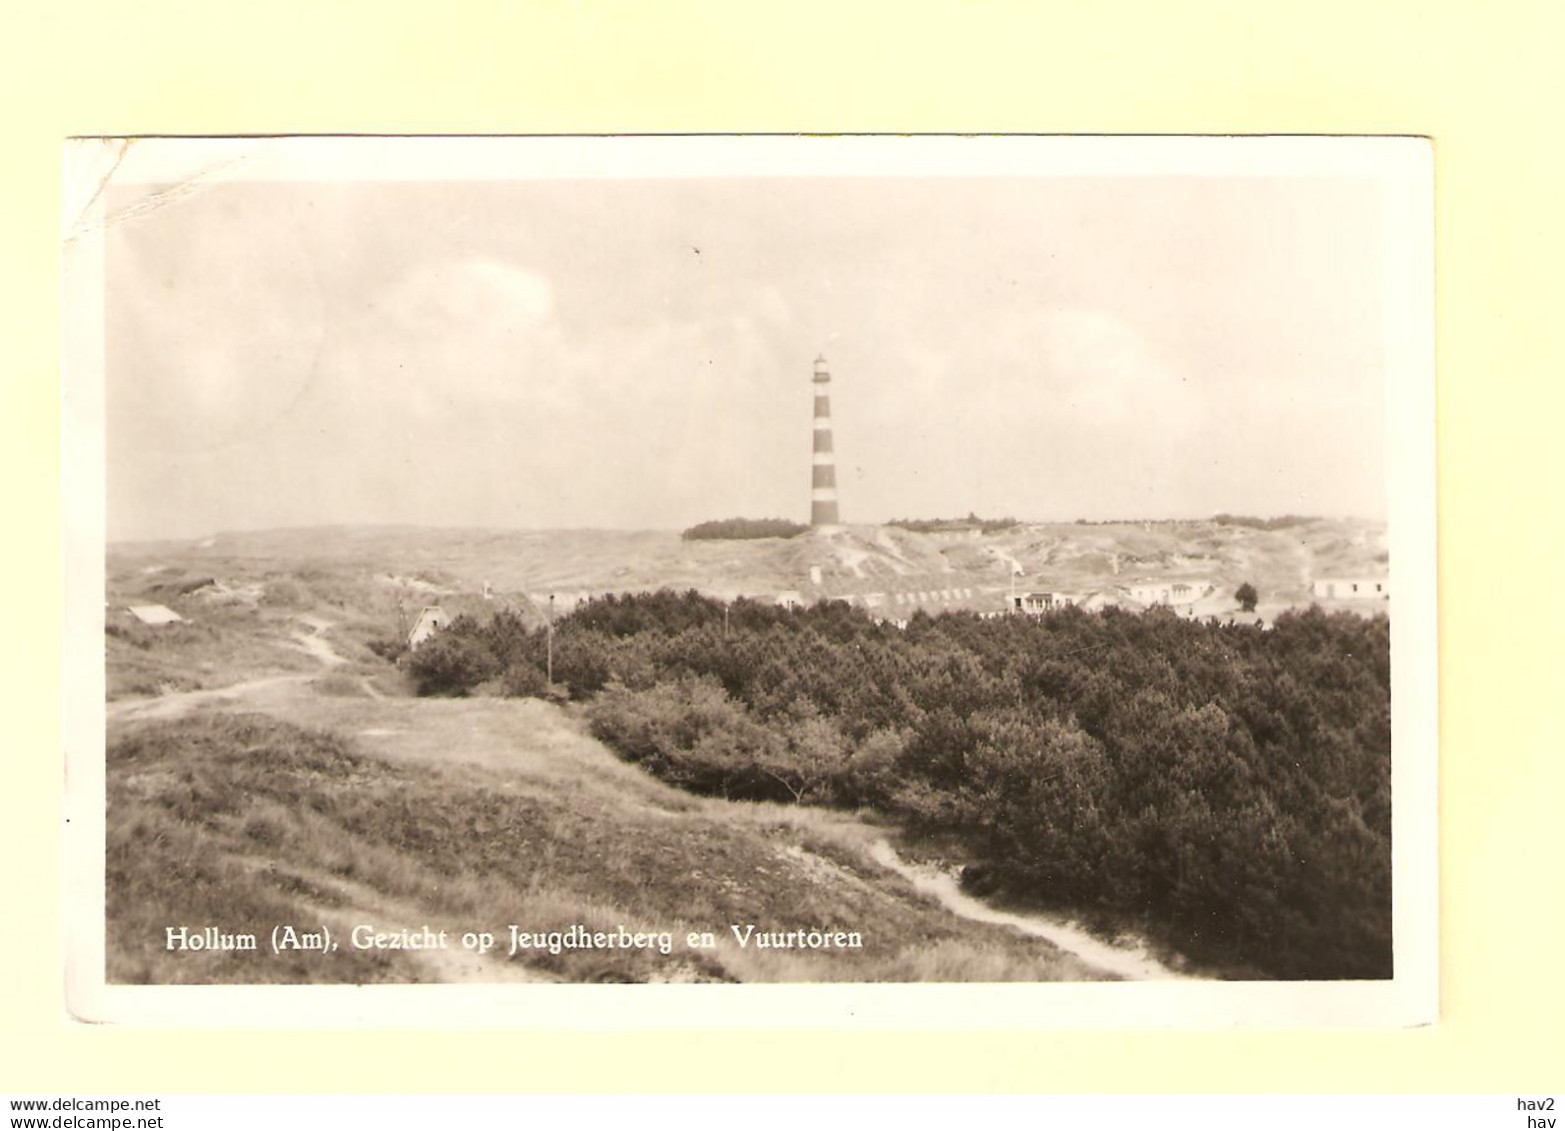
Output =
[
  {"x1": 107, "y1": 706, "x2": 1106, "y2": 984},
  {"x1": 105, "y1": 607, "x2": 323, "y2": 700}
]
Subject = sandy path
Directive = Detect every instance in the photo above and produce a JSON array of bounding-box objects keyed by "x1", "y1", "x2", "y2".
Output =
[
  {"x1": 868, "y1": 840, "x2": 1185, "y2": 981},
  {"x1": 107, "y1": 674, "x2": 318, "y2": 723},
  {"x1": 292, "y1": 617, "x2": 349, "y2": 667},
  {"x1": 110, "y1": 616, "x2": 362, "y2": 723}
]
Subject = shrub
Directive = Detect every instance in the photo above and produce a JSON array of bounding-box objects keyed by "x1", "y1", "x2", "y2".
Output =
[
  {"x1": 366, "y1": 637, "x2": 408, "y2": 663},
  {"x1": 501, "y1": 661, "x2": 549, "y2": 699},
  {"x1": 552, "y1": 632, "x2": 620, "y2": 699},
  {"x1": 681, "y1": 518, "x2": 809, "y2": 541},
  {"x1": 405, "y1": 633, "x2": 500, "y2": 697}
]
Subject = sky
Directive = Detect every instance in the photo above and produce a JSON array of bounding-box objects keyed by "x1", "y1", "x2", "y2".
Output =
[{"x1": 104, "y1": 173, "x2": 1389, "y2": 541}]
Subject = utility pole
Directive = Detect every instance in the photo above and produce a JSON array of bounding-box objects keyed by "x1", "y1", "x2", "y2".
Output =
[{"x1": 546, "y1": 593, "x2": 555, "y2": 685}]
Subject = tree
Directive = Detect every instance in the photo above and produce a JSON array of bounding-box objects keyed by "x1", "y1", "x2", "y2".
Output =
[
  {"x1": 1235, "y1": 582, "x2": 1259, "y2": 612},
  {"x1": 406, "y1": 633, "x2": 499, "y2": 696}
]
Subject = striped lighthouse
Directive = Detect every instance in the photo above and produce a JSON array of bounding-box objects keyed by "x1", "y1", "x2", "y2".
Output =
[{"x1": 810, "y1": 354, "x2": 841, "y2": 527}]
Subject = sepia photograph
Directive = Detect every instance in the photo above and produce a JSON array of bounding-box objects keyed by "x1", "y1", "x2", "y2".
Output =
[{"x1": 61, "y1": 135, "x2": 1435, "y2": 1024}]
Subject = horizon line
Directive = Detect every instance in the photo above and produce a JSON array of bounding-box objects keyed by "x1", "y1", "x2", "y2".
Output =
[{"x1": 105, "y1": 512, "x2": 1388, "y2": 547}]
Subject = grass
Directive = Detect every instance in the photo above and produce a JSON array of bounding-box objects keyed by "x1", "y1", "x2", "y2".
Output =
[
  {"x1": 310, "y1": 672, "x2": 371, "y2": 697},
  {"x1": 107, "y1": 704, "x2": 1107, "y2": 984},
  {"x1": 107, "y1": 717, "x2": 418, "y2": 983},
  {"x1": 105, "y1": 611, "x2": 320, "y2": 700}
]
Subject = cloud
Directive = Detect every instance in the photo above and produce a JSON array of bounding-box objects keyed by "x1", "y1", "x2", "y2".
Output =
[
  {"x1": 325, "y1": 258, "x2": 561, "y2": 417},
  {"x1": 976, "y1": 307, "x2": 1199, "y2": 433},
  {"x1": 381, "y1": 258, "x2": 555, "y2": 333},
  {"x1": 1039, "y1": 309, "x2": 1171, "y2": 413}
]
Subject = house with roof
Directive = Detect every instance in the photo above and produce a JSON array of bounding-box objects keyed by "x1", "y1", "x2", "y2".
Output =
[
  {"x1": 404, "y1": 590, "x2": 542, "y2": 652},
  {"x1": 406, "y1": 606, "x2": 451, "y2": 651}
]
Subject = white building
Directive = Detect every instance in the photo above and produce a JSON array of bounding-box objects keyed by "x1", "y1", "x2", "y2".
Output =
[
  {"x1": 1011, "y1": 591, "x2": 1080, "y2": 614},
  {"x1": 125, "y1": 603, "x2": 183, "y2": 626},
  {"x1": 1127, "y1": 579, "x2": 1212, "y2": 606},
  {"x1": 1312, "y1": 577, "x2": 1389, "y2": 600},
  {"x1": 406, "y1": 605, "x2": 451, "y2": 650}
]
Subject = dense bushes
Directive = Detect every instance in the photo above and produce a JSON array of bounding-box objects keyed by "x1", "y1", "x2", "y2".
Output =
[
  {"x1": 405, "y1": 629, "x2": 501, "y2": 696},
  {"x1": 416, "y1": 590, "x2": 1392, "y2": 979},
  {"x1": 681, "y1": 518, "x2": 808, "y2": 541}
]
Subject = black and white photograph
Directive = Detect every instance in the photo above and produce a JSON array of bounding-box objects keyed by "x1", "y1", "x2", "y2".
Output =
[{"x1": 61, "y1": 136, "x2": 1435, "y2": 1025}]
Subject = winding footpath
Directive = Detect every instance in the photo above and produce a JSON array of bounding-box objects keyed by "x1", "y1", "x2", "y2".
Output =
[{"x1": 867, "y1": 840, "x2": 1186, "y2": 981}]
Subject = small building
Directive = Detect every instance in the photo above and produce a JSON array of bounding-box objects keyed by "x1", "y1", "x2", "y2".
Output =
[
  {"x1": 125, "y1": 603, "x2": 183, "y2": 626},
  {"x1": 1012, "y1": 591, "x2": 1079, "y2": 614},
  {"x1": 1312, "y1": 577, "x2": 1389, "y2": 600},
  {"x1": 775, "y1": 590, "x2": 804, "y2": 609},
  {"x1": 404, "y1": 591, "x2": 541, "y2": 652},
  {"x1": 1127, "y1": 579, "x2": 1213, "y2": 606},
  {"x1": 406, "y1": 606, "x2": 451, "y2": 651}
]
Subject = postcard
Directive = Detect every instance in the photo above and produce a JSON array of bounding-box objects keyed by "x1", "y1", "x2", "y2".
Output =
[{"x1": 60, "y1": 134, "x2": 1435, "y2": 1027}]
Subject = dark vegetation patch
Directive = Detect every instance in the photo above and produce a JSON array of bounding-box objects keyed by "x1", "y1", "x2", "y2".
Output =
[
  {"x1": 415, "y1": 590, "x2": 1393, "y2": 980},
  {"x1": 887, "y1": 514, "x2": 1019, "y2": 534},
  {"x1": 1210, "y1": 514, "x2": 1315, "y2": 531},
  {"x1": 681, "y1": 517, "x2": 809, "y2": 541}
]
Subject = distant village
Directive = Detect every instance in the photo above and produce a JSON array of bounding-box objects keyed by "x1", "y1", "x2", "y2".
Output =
[{"x1": 374, "y1": 560, "x2": 1391, "y2": 654}]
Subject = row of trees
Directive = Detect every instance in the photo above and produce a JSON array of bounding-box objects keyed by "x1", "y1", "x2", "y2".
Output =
[
  {"x1": 680, "y1": 518, "x2": 808, "y2": 541},
  {"x1": 1211, "y1": 514, "x2": 1314, "y2": 530},
  {"x1": 408, "y1": 592, "x2": 1392, "y2": 979},
  {"x1": 887, "y1": 514, "x2": 1019, "y2": 534}
]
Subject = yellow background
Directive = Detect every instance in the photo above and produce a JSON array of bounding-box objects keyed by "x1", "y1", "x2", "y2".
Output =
[{"x1": 4, "y1": 0, "x2": 1560, "y2": 1092}]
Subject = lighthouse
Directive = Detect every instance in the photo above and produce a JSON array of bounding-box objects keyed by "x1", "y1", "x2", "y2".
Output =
[{"x1": 810, "y1": 354, "x2": 841, "y2": 528}]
